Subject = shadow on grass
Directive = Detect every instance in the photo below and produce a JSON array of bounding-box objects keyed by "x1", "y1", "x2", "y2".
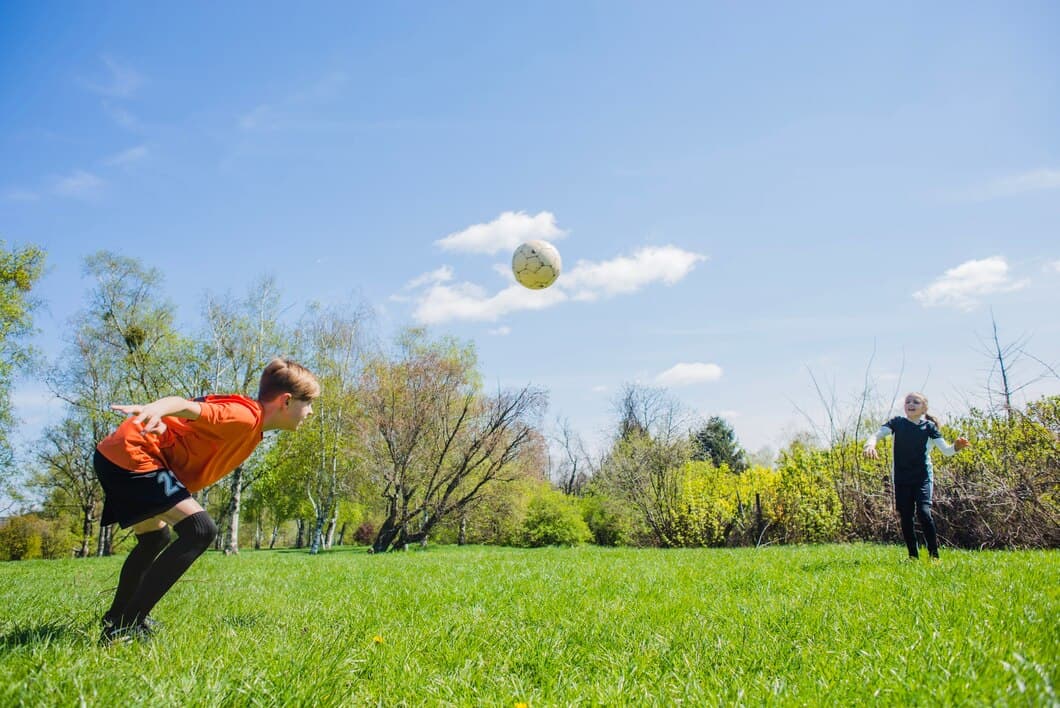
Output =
[
  {"x1": 799, "y1": 559, "x2": 868, "y2": 572},
  {"x1": 0, "y1": 621, "x2": 82, "y2": 651}
]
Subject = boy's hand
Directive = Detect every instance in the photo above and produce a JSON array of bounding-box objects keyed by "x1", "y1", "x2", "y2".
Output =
[
  {"x1": 863, "y1": 445, "x2": 879, "y2": 460},
  {"x1": 954, "y1": 437, "x2": 970, "y2": 451},
  {"x1": 111, "y1": 403, "x2": 169, "y2": 435}
]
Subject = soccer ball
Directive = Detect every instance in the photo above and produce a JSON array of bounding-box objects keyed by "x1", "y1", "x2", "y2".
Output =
[{"x1": 512, "y1": 240, "x2": 562, "y2": 289}]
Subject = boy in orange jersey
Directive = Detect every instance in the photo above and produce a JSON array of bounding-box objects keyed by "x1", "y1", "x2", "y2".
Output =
[{"x1": 94, "y1": 357, "x2": 319, "y2": 644}]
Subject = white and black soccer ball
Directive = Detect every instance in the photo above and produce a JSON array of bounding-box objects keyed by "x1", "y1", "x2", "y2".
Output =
[{"x1": 512, "y1": 240, "x2": 562, "y2": 289}]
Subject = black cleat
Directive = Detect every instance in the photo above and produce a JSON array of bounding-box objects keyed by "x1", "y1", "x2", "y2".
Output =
[{"x1": 99, "y1": 616, "x2": 155, "y2": 646}]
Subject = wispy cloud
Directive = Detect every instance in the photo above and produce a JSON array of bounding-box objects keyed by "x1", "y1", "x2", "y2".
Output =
[
  {"x1": 404, "y1": 266, "x2": 453, "y2": 290},
  {"x1": 656, "y1": 362, "x2": 723, "y2": 386},
  {"x1": 53, "y1": 170, "x2": 106, "y2": 200},
  {"x1": 913, "y1": 256, "x2": 1028, "y2": 310},
  {"x1": 435, "y1": 211, "x2": 567, "y2": 255},
  {"x1": 104, "y1": 145, "x2": 148, "y2": 167},
  {"x1": 407, "y1": 244, "x2": 705, "y2": 324},
  {"x1": 488, "y1": 326, "x2": 511, "y2": 336},
  {"x1": 957, "y1": 168, "x2": 1060, "y2": 201},
  {"x1": 2, "y1": 188, "x2": 39, "y2": 202},
  {"x1": 238, "y1": 71, "x2": 348, "y2": 133},
  {"x1": 1046, "y1": 260, "x2": 1060, "y2": 274},
  {"x1": 83, "y1": 55, "x2": 144, "y2": 98}
]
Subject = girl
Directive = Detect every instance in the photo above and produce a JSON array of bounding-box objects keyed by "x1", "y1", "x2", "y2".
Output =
[{"x1": 863, "y1": 392, "x2": 970, "y2": 560}]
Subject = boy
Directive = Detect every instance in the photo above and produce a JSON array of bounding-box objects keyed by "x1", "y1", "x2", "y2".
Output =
[{"x1": 94, "y1": 357, "x2": 319, "y2": 644}]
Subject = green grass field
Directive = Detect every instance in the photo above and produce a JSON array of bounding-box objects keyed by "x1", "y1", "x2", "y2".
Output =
[{"x1": 1, "y1": 544, "x2": 1057, "y2": 706}]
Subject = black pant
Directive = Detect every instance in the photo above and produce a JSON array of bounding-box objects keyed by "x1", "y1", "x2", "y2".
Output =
[{"x1": 894, "y1": 480, "x2": 938, "y2": 558}]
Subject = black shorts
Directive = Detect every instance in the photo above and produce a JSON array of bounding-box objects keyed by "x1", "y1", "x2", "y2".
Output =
[
  {"x1": 94, "y1": 449, "x2": 191, "y2": 528},
  {"x1": 894, "y1": 479, "x2": 933, "y2": 514}
]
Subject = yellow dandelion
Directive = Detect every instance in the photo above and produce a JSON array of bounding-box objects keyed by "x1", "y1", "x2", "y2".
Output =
[
  {"x1": 515, "y1": 703, "x2": 529, "y2": 708},
  {"x1": 373, "y1": 635, "x2": 384, "y2": 644}
]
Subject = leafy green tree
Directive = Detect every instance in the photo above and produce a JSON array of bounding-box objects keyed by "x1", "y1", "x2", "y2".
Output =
[
  {"x1": 363, "y1": 329, "x2": 547, "y2": 552},
  {"x1": 690, "y1": 416, "x2": 747, "y2": 471},
  {"x1": 0, "y1": 241, "x2": 45, "y2": 490},
  {"x1": 47, "y1": 251, "x2": 191, "y2": 554},
  {"x1": 32, "y1": 412, "x2": 103, "y2": 557},
  {"x1": 196, "y1": 276, "x2": 290, "y2": 554}
]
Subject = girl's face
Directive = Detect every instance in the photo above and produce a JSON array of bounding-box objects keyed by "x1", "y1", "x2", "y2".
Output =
[{"x1": 904, "y1": 394, "x2": 928, "y2": 419}]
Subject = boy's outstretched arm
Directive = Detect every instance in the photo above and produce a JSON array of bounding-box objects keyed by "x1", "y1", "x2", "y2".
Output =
[{"x1": 111, "y1": 396, "x2": 202, "y2": 435}]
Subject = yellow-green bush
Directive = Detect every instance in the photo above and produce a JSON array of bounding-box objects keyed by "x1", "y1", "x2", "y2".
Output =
[{"x1": 0, "y1": 514, "x2": 75, "y2": 561}]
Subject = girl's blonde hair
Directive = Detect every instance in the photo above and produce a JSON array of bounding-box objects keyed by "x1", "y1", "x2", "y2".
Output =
[
  {"x1": 908, "y1": 391, "x2": 940, "y2": 427},
  {"x1": 258, "y1": 357, "x2": 320, "y2": 402}
]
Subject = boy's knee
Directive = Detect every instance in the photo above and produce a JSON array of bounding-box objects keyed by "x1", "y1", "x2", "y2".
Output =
[
  {"x1": 176, "y1": 511, "x2": 218, "y2": 550},
  {"x1": 137, "y1": 526, "x2": 172, "y2": 555}
]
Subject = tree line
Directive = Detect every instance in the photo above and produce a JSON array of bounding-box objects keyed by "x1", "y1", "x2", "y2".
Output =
[{"x1": 1, "y1": 244, "x2": 1057, "y2": 559}]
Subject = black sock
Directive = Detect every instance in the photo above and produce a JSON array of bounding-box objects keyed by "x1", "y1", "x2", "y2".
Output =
[
  {"x1": 105, "y1": 527, "x2": 171, "y2": 621},
  {"x1": 122, "y1": 512, "x2": 217, "y2": 623}
]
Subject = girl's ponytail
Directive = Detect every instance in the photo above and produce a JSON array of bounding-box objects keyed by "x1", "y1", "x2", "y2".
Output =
[{"x1": 925, "y1": 412, "x2": 940, "y2": 427}]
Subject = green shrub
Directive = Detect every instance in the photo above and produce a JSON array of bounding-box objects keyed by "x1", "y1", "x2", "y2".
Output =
[
  {"x1": 580, "y1": 493, "x2": 634, "y2": 546},
  {"x1": 521, "y1": 490, "x2": 592, "y2": 547},
  {"x1": 0, "y1": 514, "x2": 75, "y2": 560}
]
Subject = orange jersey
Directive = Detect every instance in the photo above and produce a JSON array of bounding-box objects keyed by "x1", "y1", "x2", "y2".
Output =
[{"x1": 96, "y1": 394, "x2": 265, "y2": 493}]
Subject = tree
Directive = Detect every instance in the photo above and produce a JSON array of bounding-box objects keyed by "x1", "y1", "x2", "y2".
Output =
[
  {"x1": 0, "y1": 241, "x2": 45, "y2": 502},
  {"x1": 690, "y1": 416, "x2": 747, "y2": 471},
  {"x1": 196, "y1": 276, "x2": 290, "y2": 554},
  {"x1": 295, "y1": 302, "x2": 371, "y2": 555},
  {"x1": 551, "y1": 416, "x2": 591, "y2": 495},
  {"x1": 363, "y1": 329, "x2": 547, "y2": 553},
  {"x1": 47, "y1": 251, "x2": 190, "y2": 555},
  {"x1": 594, "y1": 384, "x2": 691, "y2": 547},
  {"x1": 32, "y1": 413, "x2": 102, "y2": 557}
]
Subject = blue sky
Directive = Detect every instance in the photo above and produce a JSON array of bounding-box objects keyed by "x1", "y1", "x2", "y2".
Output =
[{"x1": 2, "y1": 1, "x2": 1058, "y2": 458}]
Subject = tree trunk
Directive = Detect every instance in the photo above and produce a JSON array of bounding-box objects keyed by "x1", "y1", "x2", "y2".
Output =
[
  {"x1": 97, "y1": 523, "x2": 113, "y2": 556},
  {"x1": 373, "y1": 513, "x2": 401, "y2": 553},
  {"x1": 79, "y1": 506, "x2": 95, "y2": 558},
  {"x1": 224, "y1": 467, "x2": 244, "y2": 555},
  {"x1": 269, "y1": 524, "x2": 280, "y2": 550},
  {"x1": 336, "y1": 521, "x2": 348, "y2": 546},
  {"x1": 295, "y1": 518, "x2": 305, "y2": 548},
  {"x1": 458, "y1": 513, "x2": 468, "y2": 546},
  {"x1": 254, "y1": 517, "x2": 263, "y2": 550}
]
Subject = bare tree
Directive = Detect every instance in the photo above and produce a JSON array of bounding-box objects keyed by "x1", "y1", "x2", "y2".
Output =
[{"x1": 551, "y1": 417, "x2": 590, "y2": 495}]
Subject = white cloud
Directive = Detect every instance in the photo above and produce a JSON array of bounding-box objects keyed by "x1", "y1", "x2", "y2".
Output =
[
  {"x1": 406, "y1": 243, "x2": 705, "y2": 325},
  {"x1": 913, "y1": 256, "x2": 1028, "y2": 310},
  {"x1": 435, "y1": 211, "x2": 567, "y2": 255},
  {"x1": 563, "y1": 245, "x2": 707, "y2": 300},
  {"x1": 83, "y1": 55, "x2": 144, "y2": 98},
  {"x1": 488, "y1": 326, "x2": 511, "y2": 336},
  {"x1": 1047, "y1": 260, "x2": 1060, "y2": 274},
  {"x1": 3, "y1": 188, "x2": 39, "y2": 202},
  {"x1": 413, "y1": 281, "x2": 567, "y2": 324},
  {"x1": 656, "y1": 362, "x2": 723, "y2": 386},
  {"x1": 959, "y1": 169, "x2": 1060, "y2": 201},
  {"x1": 592, "y1": 385, "x2": 609, "y2": 393},
  {"x1": 104, "y1": 145, "x2": 148, "y2": 167},
  {"x1": 404, "y1": 266, "x2": 454, "y2": 290},
  {"x1": 53, "y1": 170, "x2": 105, "y2": 200},
  {"x1": 718, "y1": 410, "x2": 742, "y2": 419}
]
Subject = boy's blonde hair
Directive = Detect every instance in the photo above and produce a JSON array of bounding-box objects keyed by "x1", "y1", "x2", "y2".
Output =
[{"x1": 258, "y1": 358, "x2": 320, "y2": 402}]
